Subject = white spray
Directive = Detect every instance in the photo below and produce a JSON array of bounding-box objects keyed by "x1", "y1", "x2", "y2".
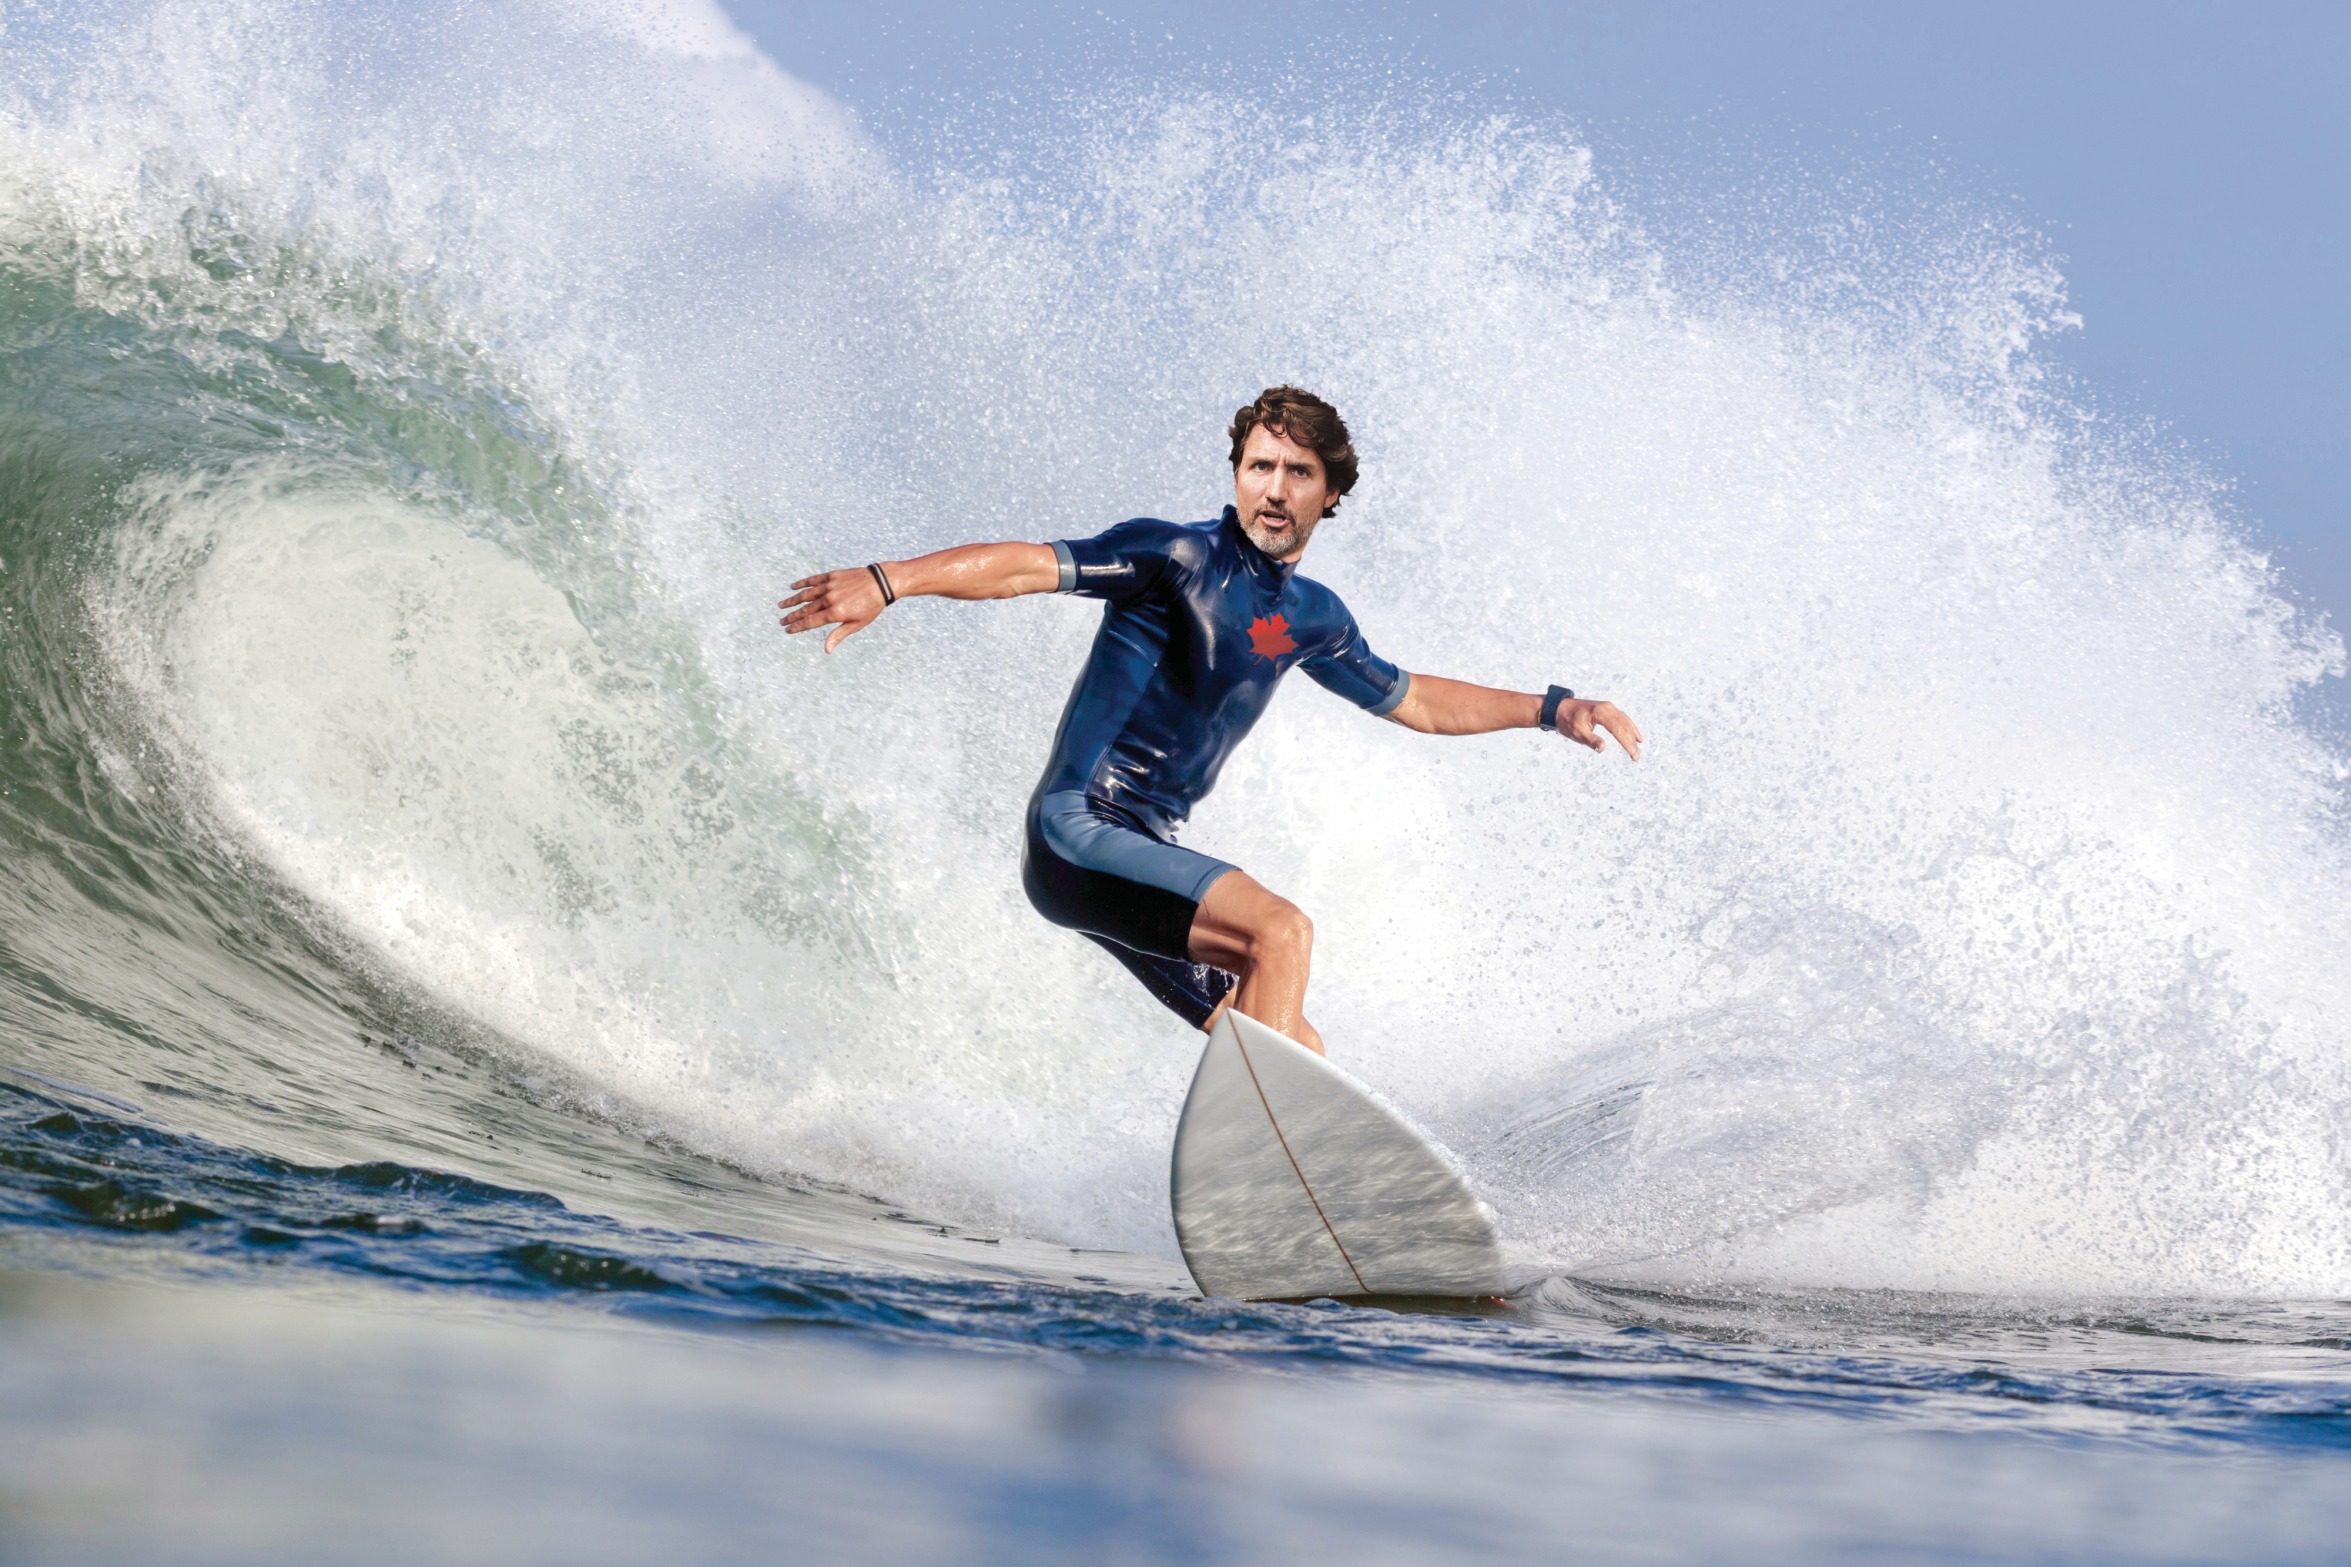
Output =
[{"x1": 21, "y1": 0, "x2": 2349, "y2": 1291}]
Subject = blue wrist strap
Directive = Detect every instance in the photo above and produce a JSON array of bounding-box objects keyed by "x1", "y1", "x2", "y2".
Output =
[{"x1": 1539, "y1": 684, "x2": 1575, "y2": 731}]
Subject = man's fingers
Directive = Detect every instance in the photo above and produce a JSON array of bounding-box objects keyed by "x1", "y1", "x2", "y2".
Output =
[
  {"x1": 1560, "y1": 701, "x2": 1642, "y2": 759},
  {"x1": 780, "y1": 568, "x2": 889, "y2": 642},
  {"x1": 1600, "y1": 709, "x2": 1643, "y2": 761},
  {"x1": 778, "y1": 581, "x2": 831, "y2": 625}
]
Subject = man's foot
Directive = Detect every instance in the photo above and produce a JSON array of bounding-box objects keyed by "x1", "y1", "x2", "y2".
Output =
[{"x1": 1200, "y1": 995, "x2": 1326, "y2": 1057}]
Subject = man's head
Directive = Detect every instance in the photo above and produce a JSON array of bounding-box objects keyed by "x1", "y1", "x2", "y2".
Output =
[{"x1": 1227, "y1": 386, "x2": 1357, "y2": 561}]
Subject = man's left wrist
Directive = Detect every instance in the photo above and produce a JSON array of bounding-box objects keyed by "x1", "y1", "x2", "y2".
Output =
[{"x1": 1538, "y1": 685, "x2": 1575, "y2": 731}]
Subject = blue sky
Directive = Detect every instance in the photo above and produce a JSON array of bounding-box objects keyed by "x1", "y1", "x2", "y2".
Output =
[{"x1": 721, "y1": 1, "x2": 2347, "y2": 642}]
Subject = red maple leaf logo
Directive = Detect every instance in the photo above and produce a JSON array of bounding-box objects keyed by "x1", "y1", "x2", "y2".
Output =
[{"x1": 1247, "y1": 614, "x2": 1297, "y2": 662}]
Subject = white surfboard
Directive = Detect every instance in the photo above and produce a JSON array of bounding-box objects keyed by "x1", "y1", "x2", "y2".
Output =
[{"x1": 1169, "y1": 1008, "x2": 1505, "y2": 1300}]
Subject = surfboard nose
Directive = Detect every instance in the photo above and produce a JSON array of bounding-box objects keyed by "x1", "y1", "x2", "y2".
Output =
[{"x1": 1169, "y1": 1011, "x2": 1505, "y2": 1301}]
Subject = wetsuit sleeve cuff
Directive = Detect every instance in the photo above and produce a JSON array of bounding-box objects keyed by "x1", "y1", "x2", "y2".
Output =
[
  {"x1": 1367, "y1": 669, "x2": 1411, "y2": 718},
  {"x1": 1050, "y1": 540, "x2": 1077, "y2": 593}
]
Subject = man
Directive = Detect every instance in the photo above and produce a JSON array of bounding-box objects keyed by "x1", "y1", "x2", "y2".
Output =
[{"x1": 781, "y1": 387, "x2": 1642, "y2": 1056}]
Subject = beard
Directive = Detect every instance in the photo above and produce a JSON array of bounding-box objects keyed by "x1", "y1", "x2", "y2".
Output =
[{"x1": 1241, "y1": 507, "x2": 1320, "y2": 559}]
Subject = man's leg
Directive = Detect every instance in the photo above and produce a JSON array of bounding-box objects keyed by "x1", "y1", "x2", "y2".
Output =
[
  {"x1": 1078, "y1": 934, "x2": 1236, "y2": 1031},
  {"x1": 1187, "y1": 870, "x2": 1324, "y2": 1055}
]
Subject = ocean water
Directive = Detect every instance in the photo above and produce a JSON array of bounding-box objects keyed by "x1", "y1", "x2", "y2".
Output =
[{"x1": 2, "y1": 0, "x2": 2348, "y2": 1559}]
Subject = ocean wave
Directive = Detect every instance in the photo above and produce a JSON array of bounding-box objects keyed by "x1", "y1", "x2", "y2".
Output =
[{"x1": 1, "y1": 0, "x2": 2347, "y2": 1296}]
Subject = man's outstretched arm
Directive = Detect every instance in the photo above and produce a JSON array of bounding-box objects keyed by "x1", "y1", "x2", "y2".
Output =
[
  {"x1": 779, "y1": 543, "x2": 1060, "y2": 653},
  {"x1": 1386, "y1": 673, "x2": 1643, "y2": 760}
]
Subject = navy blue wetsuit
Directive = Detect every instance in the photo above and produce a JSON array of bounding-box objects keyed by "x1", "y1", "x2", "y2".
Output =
[{"x1": 1022, "y1": 506, "x2": 1410, "y2": 1025}]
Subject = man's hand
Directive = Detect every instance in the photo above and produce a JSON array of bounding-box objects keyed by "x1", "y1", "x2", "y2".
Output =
[
  {"x1": 1555, "y1": 698, "x2": 1642, "y2": 760},
  {"x1": 1385, "y1": 673, "x2": 1645, "y2": 759},
  {"x1": 780, "y1": 567, "x2": 890, "y2": 654},
  {"x1": 778, "y1": 543, "x2": 1060, "y2": 654}
]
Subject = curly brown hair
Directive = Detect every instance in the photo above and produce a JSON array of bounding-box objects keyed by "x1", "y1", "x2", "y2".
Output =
[{"x1": 1227, "y1": 386, "x2": 1359, "y2": 518}]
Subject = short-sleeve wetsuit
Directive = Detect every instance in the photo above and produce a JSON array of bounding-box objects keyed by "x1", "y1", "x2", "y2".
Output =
[{"x1": 1022, "y1": 505, "x2": 1410, "y2": 1025}]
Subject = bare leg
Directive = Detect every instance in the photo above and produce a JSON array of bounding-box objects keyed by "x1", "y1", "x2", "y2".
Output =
[{"x1": 1187, "y1": 870, "x2": 1325, "y2": 1055}]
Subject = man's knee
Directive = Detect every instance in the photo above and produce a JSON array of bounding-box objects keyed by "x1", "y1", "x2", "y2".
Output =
[{"x1": 1252, "y1": 899, "x2": 1313, "y2": 963}]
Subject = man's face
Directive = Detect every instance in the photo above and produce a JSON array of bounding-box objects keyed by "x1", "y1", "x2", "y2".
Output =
[{"x1": 1232, "y1": 423, "x2": 1336, "y2": 562}]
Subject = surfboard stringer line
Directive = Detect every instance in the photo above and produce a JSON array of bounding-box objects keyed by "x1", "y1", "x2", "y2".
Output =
[{"x1": 1228, "y1": 1024, "x2": 1369, "y2": 1296}]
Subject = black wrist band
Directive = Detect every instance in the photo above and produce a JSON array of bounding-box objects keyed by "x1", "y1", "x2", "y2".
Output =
[
  {"x1": 1538, "y1": 684, "x2": 1575, "y2": 731},
  {"x1": 867, "y1": 563, "x2": 896, "y2": 607}
]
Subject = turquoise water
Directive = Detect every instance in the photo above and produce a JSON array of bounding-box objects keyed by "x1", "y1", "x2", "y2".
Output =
[{"x1": 3, "y1": 1, "x2": 2350, "y2": 1558}]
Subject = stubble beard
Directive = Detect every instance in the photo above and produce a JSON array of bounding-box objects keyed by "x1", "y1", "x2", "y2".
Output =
[{"x1": 1242, "y1": 508, "x2": 1319, "y2": 560}]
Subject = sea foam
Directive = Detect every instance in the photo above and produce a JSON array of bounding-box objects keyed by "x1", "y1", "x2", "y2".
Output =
[{"x1": 15, "y1": 0, "x2": 2347, "y2": 1290}]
